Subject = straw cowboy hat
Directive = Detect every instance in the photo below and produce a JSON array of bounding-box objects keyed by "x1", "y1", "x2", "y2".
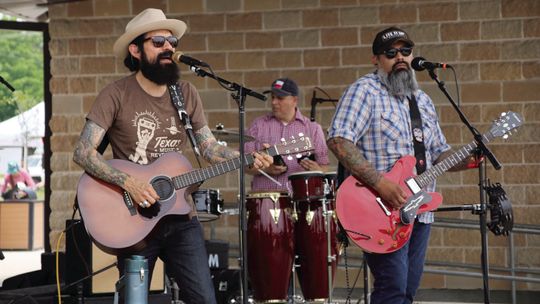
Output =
[{"x1": 113, "y1": 8, "x2": 187, "y2": 58}]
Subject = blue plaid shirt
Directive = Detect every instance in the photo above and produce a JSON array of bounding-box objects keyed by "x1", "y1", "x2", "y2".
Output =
[{"x1": 328, "y1": 71, "x2": 451, "y2": 223}]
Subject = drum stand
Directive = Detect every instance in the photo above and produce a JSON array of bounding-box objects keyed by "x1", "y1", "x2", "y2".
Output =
[
  {"x1": 321, "y1": 182, "x2": 337, "y2": 304},
  {"x1": 289, "y1": 255, "x2": 302, "y2": 303}
]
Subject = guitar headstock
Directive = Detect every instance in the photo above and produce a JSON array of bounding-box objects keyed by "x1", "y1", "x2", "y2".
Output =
[
  {"x1": 488, "y1": 111, "x2": 523, "y2": 139},
  {"x1": 266, "y1": 134, "x2": 314, "y2": 159}
]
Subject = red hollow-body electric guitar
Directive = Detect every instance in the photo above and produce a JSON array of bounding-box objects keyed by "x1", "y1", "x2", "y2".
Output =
[
  {"x1": 77, "y1": 136, "x2": 313, "y2": 255},
  {"x1": 336, "y1": 111, "x2": 523, "y2": 254}
]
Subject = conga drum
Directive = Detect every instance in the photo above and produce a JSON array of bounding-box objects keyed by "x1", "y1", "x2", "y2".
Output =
[
  {"x1": 288, "y1": 171, "x2": 325, "y2": 202},
  {"x1": 295, "y1": 198, "x2": 339, "y2": 301},
  {"x1": 246, "y1": 191, "x2": 294, "y2": 302}
]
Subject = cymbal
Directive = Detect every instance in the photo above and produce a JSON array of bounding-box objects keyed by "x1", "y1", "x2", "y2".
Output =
[{"x1": 213, "y1": 129, "x2": 255, "y2": 142}]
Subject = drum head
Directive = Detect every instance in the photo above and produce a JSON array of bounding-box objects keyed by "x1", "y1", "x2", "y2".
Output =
[{"x1": 287, "y1": 171, "x2": 324, "y2": 180}]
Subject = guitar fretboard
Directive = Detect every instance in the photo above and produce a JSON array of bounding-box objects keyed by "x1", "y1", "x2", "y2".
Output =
[
  {"x1": 414, "y1": 133, "x2": 491, "y2": 189},
  {"x1": 171, "y1": 154, "x2": 256, "y2": 190}
]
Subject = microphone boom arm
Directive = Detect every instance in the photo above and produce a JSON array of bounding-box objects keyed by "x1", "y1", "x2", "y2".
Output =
[{"x1": 189, "y1": 66, "x2": 266, "y2": 102}]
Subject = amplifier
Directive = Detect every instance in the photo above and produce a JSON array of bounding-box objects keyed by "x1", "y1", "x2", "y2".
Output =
[{"x1": 205, "y1": 239, "x2": 229, "y2": 270}]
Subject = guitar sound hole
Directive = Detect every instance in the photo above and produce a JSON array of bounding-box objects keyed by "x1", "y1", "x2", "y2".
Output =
[{"x1": 151, "y1": 176, "x2": 175, "y2": 201}]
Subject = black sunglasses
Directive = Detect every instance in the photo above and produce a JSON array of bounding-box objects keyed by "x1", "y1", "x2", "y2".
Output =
[
  {"x1": 144, "y1": 36, "x2": 179, "y2": 48},
  {"x1": 383, "y1": 47, "x2": 413, "y2": 59}
]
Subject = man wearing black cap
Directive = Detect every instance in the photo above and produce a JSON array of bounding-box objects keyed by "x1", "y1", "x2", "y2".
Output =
[
  {"x1": 245, "y1": 77, "x2": 329, "y2": 189},
  {"x1": 327, "y1": 27, "x2": 476, "y2": 303}
]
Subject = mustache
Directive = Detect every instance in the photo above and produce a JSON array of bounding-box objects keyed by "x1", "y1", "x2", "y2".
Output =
[
  {"x1": 158, "y1": 50, "x2": 174, "y2": 60},
  {"x1": 391, "y1": 61, "x2": 410, "y2": 72}
]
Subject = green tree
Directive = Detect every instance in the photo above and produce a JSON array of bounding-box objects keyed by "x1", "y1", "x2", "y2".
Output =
[{"x1": 0, "y1": 28, "x2": 44, "y2": 121}]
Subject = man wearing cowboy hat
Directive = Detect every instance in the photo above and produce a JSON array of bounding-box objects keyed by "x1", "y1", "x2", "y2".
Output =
[{"x1": 73, "y1": 8, "x2": 272, "y2": 303}]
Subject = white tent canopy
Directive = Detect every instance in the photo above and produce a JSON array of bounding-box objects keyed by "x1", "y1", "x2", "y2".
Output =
[{"x1": 0, "y1": 101, "x2": 44, "y2": 148}]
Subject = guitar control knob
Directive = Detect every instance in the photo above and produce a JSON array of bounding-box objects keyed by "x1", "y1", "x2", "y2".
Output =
[{"x1": 378, "y1": 239, "x2": 385, "y2": 245}]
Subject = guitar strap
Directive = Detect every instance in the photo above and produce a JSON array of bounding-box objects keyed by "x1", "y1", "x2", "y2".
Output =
[
  {"x1": 407, "y1": 94, "x2": 427, "y2": 175},
  {"x1": 168, "y1": 82, "x2": 203, "y2": 168}
]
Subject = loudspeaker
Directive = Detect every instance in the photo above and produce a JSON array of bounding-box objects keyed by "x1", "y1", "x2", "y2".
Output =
[
  {"x1": 64, "y1": 220, "x2": 164, "y2": 296},
  {"x1": 211, "y1": 269, "x2": 247, "y2": 304},
  {"x1": 205, "y1": 239, "x2": 229, "y2": 270}
]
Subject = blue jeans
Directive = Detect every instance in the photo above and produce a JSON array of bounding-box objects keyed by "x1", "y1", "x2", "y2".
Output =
[
  {"x1": 365, "y1": 221, "x2": 431, "y2": 304},
  {"x1": 117, "y1": 216, "x2": 216, "y2": 304}
]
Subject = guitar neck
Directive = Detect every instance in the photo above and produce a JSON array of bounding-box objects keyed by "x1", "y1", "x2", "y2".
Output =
[
  {"x1": 170, "y1": 148, "x2": 275, "y2": 190},
  {"x1": 414, "y1": 133, "x2": 490, "y2": 189}
]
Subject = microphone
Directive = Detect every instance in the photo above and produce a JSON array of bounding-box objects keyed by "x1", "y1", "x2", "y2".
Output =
[
  {"x1": 411, "y1": 57, "x2": 451, "y2": 71},
  {"x1": 172, "y1": 51, "x2": 209, "y2": 67},
  {"x1": 310, "y1": 91, "x2": 317, "y2": 122}
]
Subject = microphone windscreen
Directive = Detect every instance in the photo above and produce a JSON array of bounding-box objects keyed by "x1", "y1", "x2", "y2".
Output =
[
  {"x1": 411, "y1": 57, "x2": 425, "y2": 71},
  {"x1": 171, "y1": 51, "x2": 184, "y2": 64}
]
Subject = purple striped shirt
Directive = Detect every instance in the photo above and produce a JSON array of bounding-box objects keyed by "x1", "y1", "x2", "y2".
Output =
[{"x1": 245, "y1": 109, "x2": 329, "y2": 192}]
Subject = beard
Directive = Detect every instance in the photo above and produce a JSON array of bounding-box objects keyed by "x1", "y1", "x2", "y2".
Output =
[
  {"x1": 139, "y1": 50, "x2": 180, "y2": 85},
  {"x1": 378, "y1": 63, "x2": 418, "y2": 97}
]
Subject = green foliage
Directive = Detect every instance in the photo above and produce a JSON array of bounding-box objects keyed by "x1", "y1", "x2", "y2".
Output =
[{"x1": 0, "y1": 29, "x2": 44, "y2": 121}]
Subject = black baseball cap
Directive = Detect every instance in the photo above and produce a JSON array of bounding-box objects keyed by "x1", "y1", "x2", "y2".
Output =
[
  {"x1": 372, "y1": 27, "x2": 415, "y2": 55},
  {"x1": 264, "y1": 78, "x2": 299, "y2": 97}
]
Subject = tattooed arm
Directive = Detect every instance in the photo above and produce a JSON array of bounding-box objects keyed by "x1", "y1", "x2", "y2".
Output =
[
  {"x1": 73, "y1": 120, "x2": 160, "y2": 207},
  {"x1": 195, "y1": 126, "x2": 240, "y2": 163},
  {"x1": 195, "y1": 126, "x2": 273, "y2": 168},
  {"x1": 327, "y1": 137, "x2": 407, "y2": 208}
]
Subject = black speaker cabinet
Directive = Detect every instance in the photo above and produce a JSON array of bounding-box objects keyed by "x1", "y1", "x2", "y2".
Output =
[
  {"x1": 64, "y1": 220, "x2": 164, "y2": 296},
  {"x1": 205, "y1": 239, "x2": 229, "y2": 270},
  {"x1": 211, "y1": 269, "x2": 245, "y2": 304}
]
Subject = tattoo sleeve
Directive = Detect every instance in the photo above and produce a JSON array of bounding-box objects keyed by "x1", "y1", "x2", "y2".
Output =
[
  {"x1": 195, "y1": 125, "x2": 240, "y2": 164},
  {"x1": 326, "y1": 137, "x2": 382, "y2": 187},
  {"x1": 72, "y1": 121, "x2": 130, "y2": 188}
]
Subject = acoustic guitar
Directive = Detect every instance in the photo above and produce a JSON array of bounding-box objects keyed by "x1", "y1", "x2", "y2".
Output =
[{"x1": 77, "y1": 135, "x2": 313, "y2": 254}]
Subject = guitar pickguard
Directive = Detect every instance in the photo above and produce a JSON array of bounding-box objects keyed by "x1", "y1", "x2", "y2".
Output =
[{"x1": 400, "y1": 191, "x2": 432, "y2": 225}]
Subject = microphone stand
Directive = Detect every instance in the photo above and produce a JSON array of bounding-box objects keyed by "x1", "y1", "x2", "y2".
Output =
[
  {"x1": 426, "y1": 68, "x2": 501, "y2": 304},
  {"x1": 188, "y1": 65, "x2": 266, "y2": 304},
  {"x1": 310, "y1": 90, "x2": 338, "y2": 122}
]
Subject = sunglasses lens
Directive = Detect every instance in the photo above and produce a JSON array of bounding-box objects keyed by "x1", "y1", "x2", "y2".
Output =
[
  {"x1": 166, "y1": 37, "x2": 178, "y2": 47},
  {"x1": 151, "y1": 36, "x2": 166, "y2": 47},
  {"x1": 385, "y1": 49, "x2": 398, "y2": 58},
  {"x1": 401, "y1": 47, "x2": 412, "y2": 56}
]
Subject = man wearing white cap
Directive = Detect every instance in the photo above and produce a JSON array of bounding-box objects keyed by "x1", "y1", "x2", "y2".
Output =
[{"x1": 73, "y1": 8, "x2": 272, "y2": 303}]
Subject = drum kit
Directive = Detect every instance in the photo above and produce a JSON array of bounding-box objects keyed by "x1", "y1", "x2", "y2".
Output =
[{"x1": 193, "y1": 125, "x2": 341, "y2": 303}]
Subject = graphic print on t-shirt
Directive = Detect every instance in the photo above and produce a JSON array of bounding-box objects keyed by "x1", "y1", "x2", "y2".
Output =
[
  {"x1": 129, "y1": 111, "x2": 161, "y2": 165},
  {"x1": 165, "y1": 116, "x2": 181, "y2": 135}
]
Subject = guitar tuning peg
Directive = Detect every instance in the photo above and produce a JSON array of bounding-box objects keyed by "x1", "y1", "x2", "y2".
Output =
[
  {"x1": 501, "y1": 112, "x2": 507, "y2": 116},
  {"x1": 280, "y1": 138, "x2": 286, "y2": 142},
  {"x1": 287, "y1": 155, "x2": 293, "y2": 160},
  {"x1": 298, "y1": 132, "x2": 304, "y2": 137},
  {"x1": 296, "y1": 153, "x2": 302, "y2": 159},
  {"x1": 503, "y1": 134, "x2": 509, "y2": 139}
]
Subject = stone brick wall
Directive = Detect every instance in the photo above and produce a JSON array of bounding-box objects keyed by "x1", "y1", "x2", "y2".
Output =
[{"x1": 47, "y1": 0, "x2": 540, "y2": 291}]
